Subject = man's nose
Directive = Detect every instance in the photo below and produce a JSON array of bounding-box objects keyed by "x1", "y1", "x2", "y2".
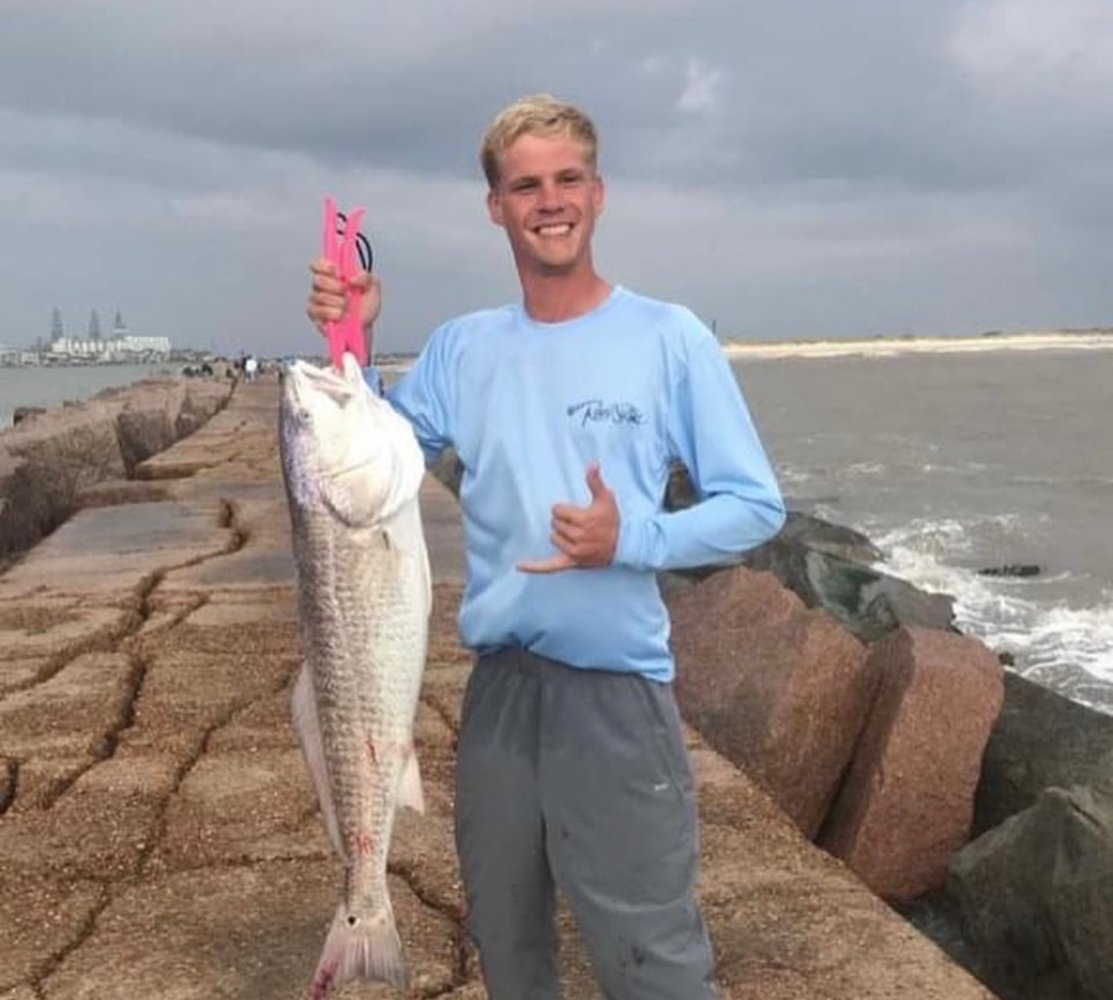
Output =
[{"x1": 536, "y1": 180, "x2": 563, "y2": 210}]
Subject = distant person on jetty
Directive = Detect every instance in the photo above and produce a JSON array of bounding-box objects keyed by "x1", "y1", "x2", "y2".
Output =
[{"x1": 306, "y1": 94, "x2": 785, "y2": 998}]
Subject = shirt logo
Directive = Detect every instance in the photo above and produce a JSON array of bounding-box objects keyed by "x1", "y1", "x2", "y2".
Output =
[{"x1": 567, "y1": 398, "x2": 647, "y2": 427}]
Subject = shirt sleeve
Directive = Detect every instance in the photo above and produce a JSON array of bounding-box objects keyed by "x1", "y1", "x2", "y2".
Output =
[
  {"x1": 613, "y1": 328, "x2": 786, "y2": 571},
  {"x1": 372, "y1": 327, "x2": 455, "y2": 465}
]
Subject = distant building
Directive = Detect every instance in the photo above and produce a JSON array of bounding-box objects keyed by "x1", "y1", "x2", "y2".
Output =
[
  {"x1": 45, "y1": 309, "x2": 170, "y2": 360},
  {"x1": 49, "y1": 324, "x2": 171, "y2": 361},
  {"x1": 116, "y1": 335, "x2": 171, "y2": 355},
  {"x1": 0, "y1": 346, "x2": 41, "y2": 366}
]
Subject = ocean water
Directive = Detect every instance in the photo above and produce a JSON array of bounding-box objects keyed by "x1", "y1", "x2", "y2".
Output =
[
  {"x1": 0, "y1": 363, "x2": 175, "y2": 428},
  {"x1": 733, "y1": 346, "x2": 1113, "y2": 714}
]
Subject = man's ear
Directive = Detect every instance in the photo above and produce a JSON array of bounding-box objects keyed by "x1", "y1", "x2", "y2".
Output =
[
  {"x1": 486, "y1": 188, "x2": 505, "y2": 227},
  {"x1": 593, "y1": 173, "x2": 605, "y2": 217}
]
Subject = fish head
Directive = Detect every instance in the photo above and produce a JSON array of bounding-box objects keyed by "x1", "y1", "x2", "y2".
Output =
[{"x1": 279, "y1": 354, "x2": 424, "y2": 527}]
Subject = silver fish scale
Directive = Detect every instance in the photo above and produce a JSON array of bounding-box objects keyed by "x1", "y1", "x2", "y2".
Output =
[{"x1": 294, "y1": 500, "x2": 429, "y2": 915}]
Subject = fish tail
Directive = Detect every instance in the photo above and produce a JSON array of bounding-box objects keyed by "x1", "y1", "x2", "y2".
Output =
[{"x1": 305, "y1": 899, "x2": 407, "y2": 998}]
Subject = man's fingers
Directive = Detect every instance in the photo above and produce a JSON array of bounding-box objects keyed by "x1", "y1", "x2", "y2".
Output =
[
  {"x1": 345, "y1": 269, "x2": 373, "y2": 293},
  {"x1": 550, "y1": 523, "x2": 580, "y2": 551},
  {"x1": 585, "y1": 462, "x2": 610, "y2": 498},
  {"x1": 551, "y1": 504, "x2": 588, "y2": 529},
  {"x1": 517, "y1": 553, "x2": 576, "y2": 574}
]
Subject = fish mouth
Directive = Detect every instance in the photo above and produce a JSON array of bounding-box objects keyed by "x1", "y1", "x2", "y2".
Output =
[{"x1": 282, "y1": 359, "x2": 360, "y2": 413}]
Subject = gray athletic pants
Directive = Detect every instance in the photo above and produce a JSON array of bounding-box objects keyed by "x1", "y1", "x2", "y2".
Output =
[{"x1": 454, "y1": 648, "x2": 717, "y2": 999}]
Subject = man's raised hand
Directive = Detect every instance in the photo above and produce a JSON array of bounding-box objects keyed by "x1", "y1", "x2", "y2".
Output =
[{"x1": 306, "y1": 258, "x2": 382, "y2": 336}]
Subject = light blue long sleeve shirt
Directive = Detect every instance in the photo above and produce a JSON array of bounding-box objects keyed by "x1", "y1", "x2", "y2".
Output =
[{"x1": 379, "y1": 285, "x2": 785, "y2": 682}]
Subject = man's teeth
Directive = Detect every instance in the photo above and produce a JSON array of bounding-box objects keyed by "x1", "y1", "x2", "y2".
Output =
[{"x1": 537, "y1": 224, "x2": 572, "y2": 236}]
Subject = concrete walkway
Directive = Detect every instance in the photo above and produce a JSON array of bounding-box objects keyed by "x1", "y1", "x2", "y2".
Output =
[{"x1": 0, "y1": 380, "x2": 997, "y2": 999}]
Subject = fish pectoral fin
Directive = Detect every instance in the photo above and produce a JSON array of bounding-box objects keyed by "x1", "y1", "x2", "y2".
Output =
[
  {"x1": 396, "y1": 748, "x2": 425, "y2": 814},
  {"x1": 291, "y1": 664, "x2": 346, "y2": 861}
]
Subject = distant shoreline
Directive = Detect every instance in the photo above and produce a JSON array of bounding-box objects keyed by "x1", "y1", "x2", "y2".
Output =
[{"x1": 723, "y1": 329, "x2": 1113, "y2": 360}]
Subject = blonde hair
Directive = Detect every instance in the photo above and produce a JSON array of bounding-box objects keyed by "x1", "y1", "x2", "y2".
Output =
[{"x1": 480, "y1": 94, "x2": 598, "y2": 187}]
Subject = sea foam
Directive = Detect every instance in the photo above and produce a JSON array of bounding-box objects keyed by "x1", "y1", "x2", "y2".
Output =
[{"x1": 871, "y1": 520, "x2": 1113, "y2": 714}]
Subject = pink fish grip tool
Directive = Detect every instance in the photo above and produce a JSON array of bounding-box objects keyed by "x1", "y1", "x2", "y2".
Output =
[{"x1": 321, "y1": 196, "x2": 373, "y2": 370}]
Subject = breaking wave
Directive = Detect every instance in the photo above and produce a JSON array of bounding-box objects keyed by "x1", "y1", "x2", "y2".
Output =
[{"x1": 870, "y1": 519, "x2": 1113, "y2": 714}]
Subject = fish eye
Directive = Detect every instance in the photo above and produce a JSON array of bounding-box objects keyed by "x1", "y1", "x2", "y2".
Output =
[{"x1": 298, "y1": 408, "x2": 313, "y2": 424}]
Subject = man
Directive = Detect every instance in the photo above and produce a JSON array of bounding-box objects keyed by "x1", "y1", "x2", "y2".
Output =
[{"x1": 306, "y1": 94, "x2": 785, "y2": 999}]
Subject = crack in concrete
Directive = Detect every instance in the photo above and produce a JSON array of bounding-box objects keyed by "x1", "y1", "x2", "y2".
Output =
[
  {"x1": 6, "y1": 493, "x2": 247, "y2": 702},
  {"x1": 21, "y1": 496, "x2": 261, "y2": 991},
  {"x1": 26, "y1": 882, "x2": 111, "y2": 996},
  {"x1": 0, "y1": 756, "x2": 17, "y2": 816},
  {"x1": 28, "y1": 563, "x2": 190, "y2": 810},
  {"x1": 386, "y1": 858, "x2": 473, "y2": 996},
  {"x1": 136, "y1": 667, "x2": 300, "y2": 880},
  {"x1": 14, "y1": 600, "x2": 145, "y2": 694},
  {"x1": 421, "y1": 691, "x2": 461, "y2": 739},
  {"x1": 33, "y1": 652, "x2": 150, "y2": 812},
  {"x1": 28, "y1": 677, "x2": 292, "y2": 990}
]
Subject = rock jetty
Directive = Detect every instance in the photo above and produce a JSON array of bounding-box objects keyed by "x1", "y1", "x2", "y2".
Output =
[
  {"x1": 0, "y1": 375, "x2": 233, "y2": 566},
  {"x1": 0, "y1": 379, "x2": 999, "y2": 998}
]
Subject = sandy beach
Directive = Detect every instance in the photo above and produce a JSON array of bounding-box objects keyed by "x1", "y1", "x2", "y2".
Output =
[{"x1": 723, "y1": 330, "x2": 1113, "y2": 360}]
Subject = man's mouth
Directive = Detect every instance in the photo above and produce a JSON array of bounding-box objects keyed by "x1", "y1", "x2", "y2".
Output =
[{"x1": 533, "y1": 223, "x2": 573, "y2": 237}]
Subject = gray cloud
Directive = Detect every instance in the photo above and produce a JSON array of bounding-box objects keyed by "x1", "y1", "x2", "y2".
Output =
[{"x1": 1, "y1": 0, "x2": 1111, "y2": 356}]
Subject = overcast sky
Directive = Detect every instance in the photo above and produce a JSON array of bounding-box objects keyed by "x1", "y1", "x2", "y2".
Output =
[{"x1": 2, "y1": 0, "x2": 1112, "y2": 357}]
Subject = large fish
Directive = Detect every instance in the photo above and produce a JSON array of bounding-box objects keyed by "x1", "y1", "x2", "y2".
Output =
[{"x1": 278, "y1": 353, "x2": 431, "y2": 997}]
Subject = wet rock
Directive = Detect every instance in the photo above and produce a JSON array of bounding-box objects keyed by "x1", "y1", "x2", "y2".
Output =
[
  {"x1": 948, "y1": 781, "x2": 1113, "y2": 1000},
  {"x1": 661, "y1": 496, "x2": 954, "y2": 643},
  {"x1": 741, "y1": 533, "x2": 955, "y2": 642},
  {"x1": 820, "y1": 627, "x2": 1005, "y2": 902},
  {"x1": 667, "y1": 565, "x2": 874, "y2": 837},
  {"x1": 975, "y1": 671, "x2": 1113, "y2": 834},
  {"x1": 976, "y1": 563, "x2": 1041, "y2": 578},
  {"x1": 666, "y1": 460, "x2": 953, "y2": 640}
]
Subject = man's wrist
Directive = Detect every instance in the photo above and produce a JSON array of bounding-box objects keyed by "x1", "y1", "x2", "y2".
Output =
[{"x1": 614, "y1": 514, "x2": 644, "y2": 569}]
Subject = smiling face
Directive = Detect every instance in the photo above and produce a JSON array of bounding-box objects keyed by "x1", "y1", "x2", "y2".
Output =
[{"x1": 486, "y1": 131, "x2": 605, "y2": 280}]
